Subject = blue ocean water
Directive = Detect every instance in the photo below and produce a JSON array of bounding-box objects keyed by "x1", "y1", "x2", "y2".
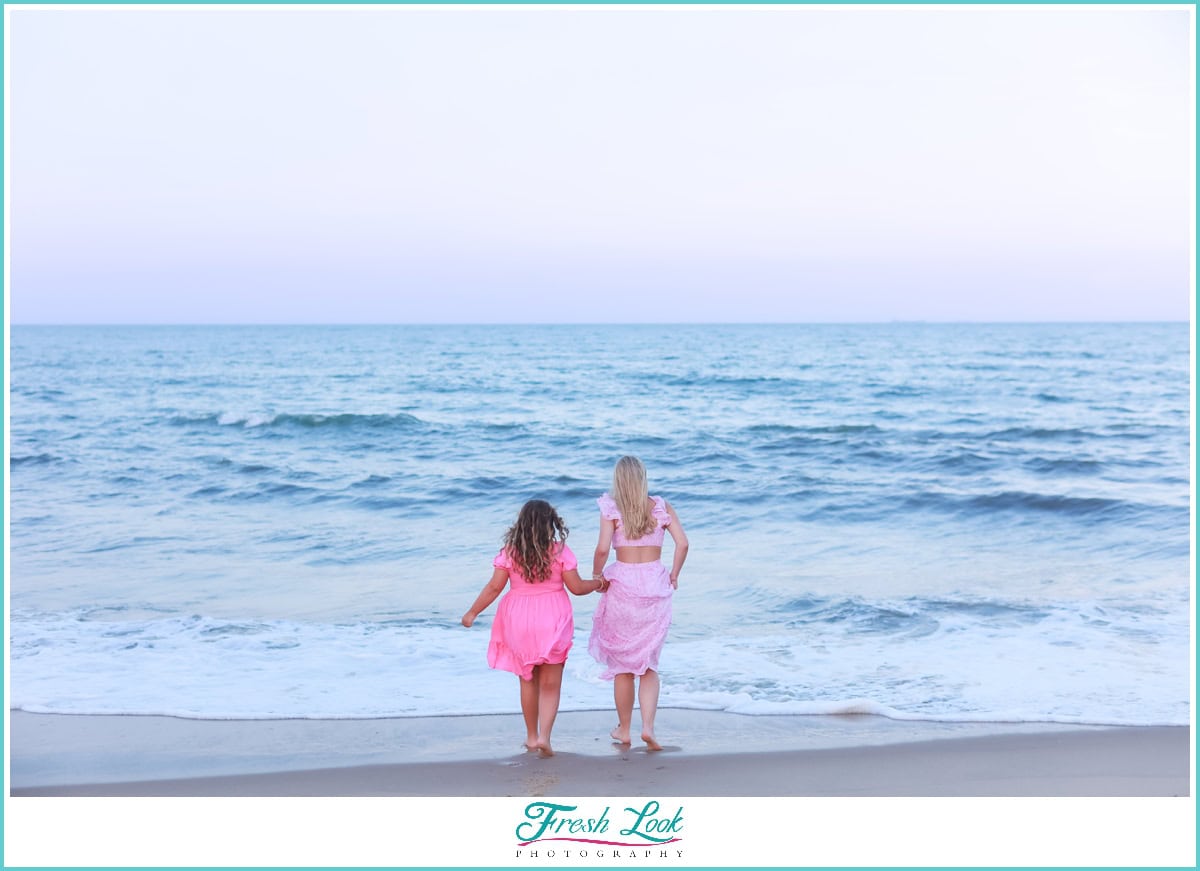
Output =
[{"x1": 7, "y1": 323, "x2": 1192, "y2": 725}]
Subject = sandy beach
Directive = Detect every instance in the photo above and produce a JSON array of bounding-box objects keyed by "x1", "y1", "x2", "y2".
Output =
[{"x1": 9, "y1": 708, "x2": 1190, "y2": 797}]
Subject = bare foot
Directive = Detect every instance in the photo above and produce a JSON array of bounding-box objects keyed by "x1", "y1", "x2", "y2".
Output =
[
  {"x1": 525, "y1": 735, "x2": 540, "y2": 752},
  {"x1": 537, "y1": 741, "x2": 555, "y2": 757},
  {"x1": 642, "y1": 733, "x2": 662, "y2": 751},
  {"x1": 610, "y1": 727, "x2": 631, "y2": 745}
]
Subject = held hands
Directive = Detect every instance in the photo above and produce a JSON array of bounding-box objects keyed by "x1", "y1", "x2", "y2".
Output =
[{"x1": 592, "y1": 575, "x2": 610, "y2": 594}]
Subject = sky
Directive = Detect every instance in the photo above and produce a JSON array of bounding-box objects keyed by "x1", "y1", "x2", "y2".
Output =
[{"x1": 6, "y1": 4, "x2": 1194, "y2": 324}]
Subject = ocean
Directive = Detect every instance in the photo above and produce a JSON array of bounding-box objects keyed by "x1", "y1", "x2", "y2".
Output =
[{"x1": 7, "y1": 323, "x2": 1192, "y2": 726}]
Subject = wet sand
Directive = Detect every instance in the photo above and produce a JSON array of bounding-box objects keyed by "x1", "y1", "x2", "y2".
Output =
[{"x1": 9, "y1": 708, "x2": 1190, "y2": 796}]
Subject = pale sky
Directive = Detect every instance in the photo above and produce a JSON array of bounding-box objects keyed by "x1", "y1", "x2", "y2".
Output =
[{"x1": 7, "y1": 5, "x2": 1194, "y2": 323}]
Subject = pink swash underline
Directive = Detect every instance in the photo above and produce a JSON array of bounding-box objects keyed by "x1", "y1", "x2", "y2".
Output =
[{"x1": 517, "y1": 838, "x2": 683, "y2": 847}]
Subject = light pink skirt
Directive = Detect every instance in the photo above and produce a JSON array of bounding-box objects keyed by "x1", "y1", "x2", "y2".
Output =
[{"x1": 588, "y1": 561, "x2": 673, "y2": 680}]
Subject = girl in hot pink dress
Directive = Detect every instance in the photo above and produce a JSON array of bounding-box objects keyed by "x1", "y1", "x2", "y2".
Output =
[
  {"x1": 462, "y1": 499, "x2": 603, "y2": 756},
  {"x1": 588, "y1": 456, "x2": 690, "y2": 751}
]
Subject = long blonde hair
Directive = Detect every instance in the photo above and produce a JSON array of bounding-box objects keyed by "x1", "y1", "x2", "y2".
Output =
[{"x1": 611, "y1": 456, "x2": 656, "y2": 539}]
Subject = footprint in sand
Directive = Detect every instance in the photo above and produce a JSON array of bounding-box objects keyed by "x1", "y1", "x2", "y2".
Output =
[{"x1": 522, "y1": 771, "x2": 560, "y2": 796}]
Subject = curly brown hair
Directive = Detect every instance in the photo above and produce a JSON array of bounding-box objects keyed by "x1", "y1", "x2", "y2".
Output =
[{"x1": 502, "y1": 499, "x2": 569, "y2": 582}]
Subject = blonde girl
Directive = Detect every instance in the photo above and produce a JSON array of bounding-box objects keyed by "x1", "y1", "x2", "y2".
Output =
[{"x1": 588, "y1": 456, "x2": 689, "y2": 750}]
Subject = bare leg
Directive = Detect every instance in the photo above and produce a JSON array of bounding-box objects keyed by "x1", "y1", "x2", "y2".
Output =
[
  {"x1": 536, "y1": 663, "x2": 564, "y2": 756},
  {"x1": 611, "y1": 673, "x2": 634, "y2": 744},
  {"x1": 519, "y1": 671, "x2": 539, "y2": 751},
  {"x1": 638, "y1": 669, "x2": 662, "y2": 750}
]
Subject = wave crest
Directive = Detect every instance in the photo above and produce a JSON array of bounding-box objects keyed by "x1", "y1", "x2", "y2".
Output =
[{"x1": 170, "y1": 412, "x2": 423, "y2": 430}]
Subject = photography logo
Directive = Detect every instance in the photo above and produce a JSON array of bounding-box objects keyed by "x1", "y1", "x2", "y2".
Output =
[{"x1": 514, "y1": 800, "x2": 684, "y2": 860}]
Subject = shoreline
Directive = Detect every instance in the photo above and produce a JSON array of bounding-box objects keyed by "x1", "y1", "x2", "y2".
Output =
[{"x1": 9, "y1": 709, "x2": 1190, "y2": 797}]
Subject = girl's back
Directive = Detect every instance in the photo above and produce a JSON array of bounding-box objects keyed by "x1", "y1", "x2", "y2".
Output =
[{"x1": 496, "y1": 542, "x2": 573, "y2": 593}]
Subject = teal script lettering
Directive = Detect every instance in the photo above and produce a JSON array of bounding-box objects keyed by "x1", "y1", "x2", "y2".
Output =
[
  {"x1": 619, "y1": 801, "x2": 684, "y2": 843},
  {"x1": 516, "y1": 801, "x2": 611, "y2": 842}
]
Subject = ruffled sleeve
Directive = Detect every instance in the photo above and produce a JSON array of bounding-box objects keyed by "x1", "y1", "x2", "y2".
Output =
[
  {"x1": 492, "y1": 549, "x2": 512, "y2": 570},
  {"x1": 557, "y1": 543, "x2": 578, "y2": 572},
  {"x1": 651, "y1": 496, "x2": 672, "y2": 527},
  {"x1": 597, "y1": 493, "x2": 621, "y2": 521}
]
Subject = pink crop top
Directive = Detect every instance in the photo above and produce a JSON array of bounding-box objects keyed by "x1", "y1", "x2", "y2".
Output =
[{"x1": 597, "y1": 493, "x2": 672, "y2": 547}]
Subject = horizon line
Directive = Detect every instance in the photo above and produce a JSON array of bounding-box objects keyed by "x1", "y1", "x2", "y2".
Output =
[{"x1": 6, "y1": 319, "x2": 1192, "y2": 328}]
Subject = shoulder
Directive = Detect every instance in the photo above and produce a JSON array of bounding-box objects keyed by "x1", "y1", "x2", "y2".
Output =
[
  {"x1": 492, "y1": 548, "x2": 512, "y2": 569},
  {"x1": 556, "y1": 541, "x2": 578, "y2": 569},
  {"x1": 651, "y1": 495, "x2": 672, "y2": 524},
  {"x1": 597, "y1": 493, "x2": 621, "y2": 521}
]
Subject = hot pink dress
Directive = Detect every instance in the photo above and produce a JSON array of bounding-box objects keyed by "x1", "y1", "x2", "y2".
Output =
[
  {"x1": 488, "y1": 542, "x2": 577, "y2": 681},
  {"x1": 588, "y1": 494, "x2": 674, "y2": 680}
]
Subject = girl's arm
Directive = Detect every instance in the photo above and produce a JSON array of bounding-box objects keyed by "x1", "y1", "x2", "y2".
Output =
[
  {"x1": 462, "y1": 568, "x2": 508, "y2": 627},
  {"x1": 562, "y1": 568, "x2": 604, "y2": 596},
  {"x1": 664, "y1": 501, "x2": 689, "y2": 589},
  {"x1": 593, "y1": 517, "x2": 616, "y2": 580}
]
